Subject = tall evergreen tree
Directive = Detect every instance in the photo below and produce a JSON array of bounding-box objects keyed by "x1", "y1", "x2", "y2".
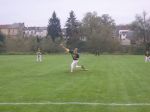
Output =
[
  {"x1": 47, "y1": 11, "x2": 62, "y2": 42},
  {"x1": 65, "y1": 10, "x2": 80, "y2": 47},
  {"x1": 0, "y1": 32, "x2": 5, "y2": 52},
  {"x1": 0, "y1": 32, "x2": 5, "y2": 43}
]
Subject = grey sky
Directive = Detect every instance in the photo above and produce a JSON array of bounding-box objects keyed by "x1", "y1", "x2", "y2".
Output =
[{"x1": 0, "y1": 0, "x2": 150, "y2": 27}]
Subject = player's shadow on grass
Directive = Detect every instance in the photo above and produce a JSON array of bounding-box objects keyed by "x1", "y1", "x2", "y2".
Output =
[{"x1": 64, "y1": 69, "x2": 89, "y2": 74}]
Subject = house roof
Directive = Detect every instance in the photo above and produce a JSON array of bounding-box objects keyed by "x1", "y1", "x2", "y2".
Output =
[
  {"x1": 0, "y1": 23, "x2": 24, "y2": 29},
  {"x1": 0, "y1": 25, "x2": 12, "y2": 29}
]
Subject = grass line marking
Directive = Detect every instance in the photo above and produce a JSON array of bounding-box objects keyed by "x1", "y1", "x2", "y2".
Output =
[{"x1": 0, "y1": 102, "x2": 150, "y2": 106}]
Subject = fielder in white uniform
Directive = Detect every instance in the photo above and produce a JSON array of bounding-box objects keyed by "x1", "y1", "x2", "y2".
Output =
[
  {"x1": 145, "y1": 50, "x2": 150, "y2": 62},
  {"x1": 36, "y1": 48, "x2": 42, "y2": 62}
]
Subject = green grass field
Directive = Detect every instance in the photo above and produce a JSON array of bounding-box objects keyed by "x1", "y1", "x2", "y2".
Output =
[{"x1": 0, "y1": 54, "x2": 150, "y2": 112}]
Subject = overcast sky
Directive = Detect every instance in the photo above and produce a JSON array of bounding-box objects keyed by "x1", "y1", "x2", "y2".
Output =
[{"x1": 0, "y1": 0, "x2": 150, "y2": 27}]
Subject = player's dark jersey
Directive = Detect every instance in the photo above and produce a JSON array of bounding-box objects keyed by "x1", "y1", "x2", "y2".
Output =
[{"x1": 69, "y1": 50, "x2": 79, "y2": 60}]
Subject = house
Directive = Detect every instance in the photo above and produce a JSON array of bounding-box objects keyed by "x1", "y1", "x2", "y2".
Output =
[
  {"x1": 0, "y1": 23, "x2": 25, "y2": 38},
  {"x1": 116, "y1": 25, "x2": 134, "y2": 45},
  {"x1": 119, "y1": 30, "x2": 132, "y2": 45},
  {"x1": 61, "y1": 28, "x2": 87, "y2": 41},
  {"x1": 24, "y1": 27, "x2": 47, "y2": 38}
]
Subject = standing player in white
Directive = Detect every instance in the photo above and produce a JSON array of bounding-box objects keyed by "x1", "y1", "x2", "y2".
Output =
[
  {"x1": 145, "y1": 50, "x2": 150, "y2": 62},
  {"x1": 60, "y1": 44, "x2": 87, "y2": 72},
  {"x1": 36, "y1": 48, "x2": 42, "y2": 62}
]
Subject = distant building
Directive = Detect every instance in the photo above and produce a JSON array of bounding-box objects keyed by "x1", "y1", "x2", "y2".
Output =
[
  {"x1": 116, "y1": 25, "x2": 134, "y2": 45},
  {"x1": 61, "y1": 28, "x2": 87, "y2": 41},
  {"x1": 119, "y1": 30, "x2": 131, "y2": 45},
  {"x1": 24, "y1": 27, "x2": 47, "y2": 38},
  {"x1": 0, "y1": 23, "x2": 25, "y2": 38}
]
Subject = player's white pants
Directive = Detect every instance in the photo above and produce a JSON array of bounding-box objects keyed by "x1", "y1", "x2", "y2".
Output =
[
  {"x1": 37, "y1": 55, "x2": 42, "y2": 62},
  {"x1": 145, "y1": 56, "x2": 150, "y2": 62},
  {"x1": 71, "y1": 60, "x2": 81, "y2": 72}
]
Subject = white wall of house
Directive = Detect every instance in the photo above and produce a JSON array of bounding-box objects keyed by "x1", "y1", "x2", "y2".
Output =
[
  {"x1": 119, "y1": 30, "x2": 131, "y2": 45},
  {"x1": 24, "y1": 28, "x2": 47, "y2": 37}
]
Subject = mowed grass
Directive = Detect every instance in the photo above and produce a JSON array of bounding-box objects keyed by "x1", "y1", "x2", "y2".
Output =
[{"x1": 0, "y1": 54, "x2": 150, "y2": 112}]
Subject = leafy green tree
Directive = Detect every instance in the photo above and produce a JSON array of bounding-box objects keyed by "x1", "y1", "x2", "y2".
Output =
[
  {"x1": 65, "y1": 10, "x2": 80, "y2": 47},
  {"x1": 82, "y1": 12, "x2": 118, "y2": 53},
  {"x1": 47, "y1": 11, "x2": 62, "y2": 42}
]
